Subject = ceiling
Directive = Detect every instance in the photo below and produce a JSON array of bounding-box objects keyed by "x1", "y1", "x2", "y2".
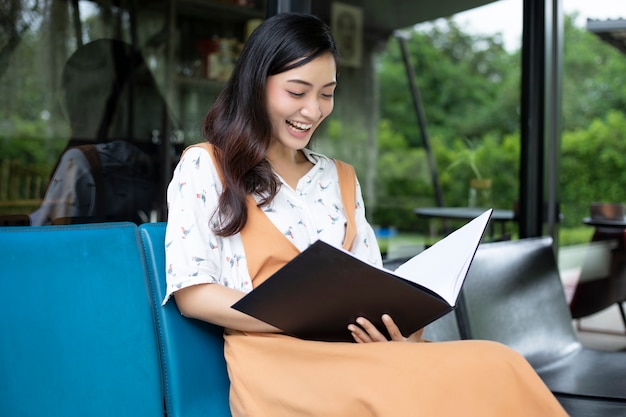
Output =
[
  {"x1": 587, "y1": 18, "x2": 626, "y2": 55},
  {"x1": 311, "y1": 0, "x2": 499, "y2": 40}
]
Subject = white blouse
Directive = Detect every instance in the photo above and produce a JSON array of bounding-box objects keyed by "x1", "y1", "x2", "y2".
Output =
[{"x1": 163, "y1": 146, "x2": 382, "y2": 304}]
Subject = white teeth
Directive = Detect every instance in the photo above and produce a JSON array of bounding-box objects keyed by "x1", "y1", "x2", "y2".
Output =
[{"x1": 287, "y1": 120, "x2": 312, "y2": 131}]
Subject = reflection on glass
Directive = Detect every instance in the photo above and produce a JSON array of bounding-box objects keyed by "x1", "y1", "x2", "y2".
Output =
[{"x1": 1, "y1": 1, "x2": 180, "y2": 225}]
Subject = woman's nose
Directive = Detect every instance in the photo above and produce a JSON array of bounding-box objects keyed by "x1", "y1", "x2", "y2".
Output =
[{"x1": 300, "y1": 97, "x2": 323, "y2": 120}]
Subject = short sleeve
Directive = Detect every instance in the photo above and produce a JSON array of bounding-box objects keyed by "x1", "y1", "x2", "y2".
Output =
[{"x1": 162, "y1": 147, "x2": 229, "y2": 304}]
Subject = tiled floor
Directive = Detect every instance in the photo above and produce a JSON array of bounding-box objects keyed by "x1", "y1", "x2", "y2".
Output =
[
  {"x1": 557, "y1": 243, "x2": 626, "y2": 351},
  {"x1": 574, "y1": 304, "x2": 626, "y2": 351}
]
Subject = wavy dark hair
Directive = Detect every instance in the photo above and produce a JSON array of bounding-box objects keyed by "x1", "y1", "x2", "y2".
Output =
[{"x1": 202, "y1": 12, "x2": 339, "y2": 236}]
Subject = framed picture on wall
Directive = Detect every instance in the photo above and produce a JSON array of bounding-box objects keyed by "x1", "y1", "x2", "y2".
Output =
[{"x1": 331, "y1": 2, "x2": 363, "y2": 68}]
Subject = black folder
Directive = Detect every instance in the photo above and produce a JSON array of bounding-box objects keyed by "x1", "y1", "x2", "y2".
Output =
[{"x1": 232, "y1": 209, "x2": 493, "y2": 342}]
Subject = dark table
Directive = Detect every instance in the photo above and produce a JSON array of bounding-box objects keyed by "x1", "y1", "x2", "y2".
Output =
[
  {"x1": 415, "y1": 207, "x2": 516, "y2": 241},
  {"x1": 583, "y1": 216, "x2": 626, "y2": 229}
]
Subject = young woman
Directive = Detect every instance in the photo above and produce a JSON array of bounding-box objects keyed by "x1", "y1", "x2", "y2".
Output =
[{"x1": 163, "y1": 12, "x2": 567, "y2": 417}]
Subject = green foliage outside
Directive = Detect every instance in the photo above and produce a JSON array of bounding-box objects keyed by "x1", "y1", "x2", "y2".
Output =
[
  {"x1": 0, "y1": 116, "x2": 68, "y2": 166},
  {"x1": 560, "y1": 110, "x2": 626, "y2": 228},
  {"x1": 372, "y1": 14, "x2": 626, "y2": 246}
]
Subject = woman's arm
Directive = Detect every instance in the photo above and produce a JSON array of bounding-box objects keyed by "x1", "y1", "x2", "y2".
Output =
[{"x1": 174, "y1": 283, "x2": 281, "y2": 333}]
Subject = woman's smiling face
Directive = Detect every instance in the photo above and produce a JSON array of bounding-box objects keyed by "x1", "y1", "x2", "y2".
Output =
[{"x1": 265, "y1": 53, "x2": 337, "y2": 151}]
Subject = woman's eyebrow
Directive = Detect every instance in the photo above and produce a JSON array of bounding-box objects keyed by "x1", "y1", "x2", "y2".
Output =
[{"x1": 287, "y1": 79, "x2": 337, "y2": 88}]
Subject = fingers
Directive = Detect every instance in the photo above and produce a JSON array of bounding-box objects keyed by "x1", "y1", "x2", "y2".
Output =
[
  {"x1": 347, "y1": 317, "x2": 387, "y2": 343},
  {"x1": 347, "y1": 319, "x2": 366, "y2": 342},
  {"x1": 381, "y1": 314, "x2": 406, "y2": 342},
  {"x1": 348, "y1": 315, "x2": 427, "y2": 343},
  {"x1": 348, "y1": 324, "x2": 371, "y2": 343}
]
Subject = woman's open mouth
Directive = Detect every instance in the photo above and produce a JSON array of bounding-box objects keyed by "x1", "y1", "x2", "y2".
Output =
[{"x1": 286, "y1": 119, "x2": 312, "y2": 132}]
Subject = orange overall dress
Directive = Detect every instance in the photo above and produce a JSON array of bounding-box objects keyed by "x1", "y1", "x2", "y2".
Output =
[{"x1": 197, "y1": 143, "x2": 567, "y2": 417}]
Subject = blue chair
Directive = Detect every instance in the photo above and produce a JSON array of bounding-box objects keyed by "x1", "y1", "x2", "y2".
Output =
[
  {"x1": 0, "y1": 223, "x2": 163, "y2": 417},
  {"x1": 139, "y1": 222, "x2": 232, "y2": 417}
]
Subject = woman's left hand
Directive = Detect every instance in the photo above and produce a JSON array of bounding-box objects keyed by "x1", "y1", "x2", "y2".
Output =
[{"x1": 348, "y1": 314, "x2": 426, "y2": 343}]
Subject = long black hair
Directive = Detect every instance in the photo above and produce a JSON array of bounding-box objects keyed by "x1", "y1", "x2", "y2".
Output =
[{"x1": 203, "y1": 12, "x2": 339, "y2": 236}]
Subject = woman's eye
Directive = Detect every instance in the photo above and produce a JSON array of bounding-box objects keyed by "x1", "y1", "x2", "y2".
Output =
[
  {"x1": 321, "y1": 93, "x2": 334, "y2": 99},
  {"x1": 288, "y1": 91, "x2": 305, "y2": 97}
]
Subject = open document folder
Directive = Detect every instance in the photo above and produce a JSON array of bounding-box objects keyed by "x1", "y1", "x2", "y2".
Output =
[{"x1": 232, "y1": 208, "x2": 493, "y2": 342}]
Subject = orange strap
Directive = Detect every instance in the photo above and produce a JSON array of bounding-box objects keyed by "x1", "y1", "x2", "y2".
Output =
[{"x1": 333, "y1": 159, "x2": 357, "y2": 252}]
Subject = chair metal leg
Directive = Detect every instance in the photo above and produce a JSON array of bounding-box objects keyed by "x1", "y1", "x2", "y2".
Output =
[{"x1": 618, "y1": 301, "x2": 626, "y2": 331}]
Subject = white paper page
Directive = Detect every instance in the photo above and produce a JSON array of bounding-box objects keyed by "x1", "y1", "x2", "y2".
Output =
[{"x1": 392, "y1": 209, "x2": 492, "y2": 305}]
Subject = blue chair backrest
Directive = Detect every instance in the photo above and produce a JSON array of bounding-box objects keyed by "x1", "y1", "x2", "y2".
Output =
[
  {"x1": 139, "y1": 222, "x2": 232, "y2": 417},
  {"x1": 0, "y1": 223, "x2": 163, "y2": 417}
]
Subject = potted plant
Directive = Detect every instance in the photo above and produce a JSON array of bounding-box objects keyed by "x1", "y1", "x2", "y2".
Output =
[{"x1": 446, "y1": 139, "x2": 492, "y2": 208}]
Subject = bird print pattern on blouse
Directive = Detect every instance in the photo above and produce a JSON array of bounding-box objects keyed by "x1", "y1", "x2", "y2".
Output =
[{"x1": 162, "y1": 146, "x2": 382, "y2": 305}]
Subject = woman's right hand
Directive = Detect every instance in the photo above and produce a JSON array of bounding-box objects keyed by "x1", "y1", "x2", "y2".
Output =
[{"x1": 347, "y1": 314, "x2": 426, "y2": 343}]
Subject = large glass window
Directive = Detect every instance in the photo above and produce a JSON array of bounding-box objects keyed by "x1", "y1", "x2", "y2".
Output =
[{"x1": 1, "y1": 0, "x2": 265, "y2": 225}]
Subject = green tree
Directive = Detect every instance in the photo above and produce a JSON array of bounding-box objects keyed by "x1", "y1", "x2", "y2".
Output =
[
  {"x1": 375, "y1": 18, "x2": 521, "y2": 224},
  {"x1": 377, "y1": 20, "x2": 519, "y2": 149},
  {"x1": 560, "y1": 110, "x2": 626, "y2": 228},
  {"x1": 562, "y1": 14, "x2": 626, "y2": 132},
  {"x1": 375, "y1": 13, "x2": 626, "y2": 245},
  {"x1": 373, "y1": 119, "x2": 433, "y2": 230}
]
